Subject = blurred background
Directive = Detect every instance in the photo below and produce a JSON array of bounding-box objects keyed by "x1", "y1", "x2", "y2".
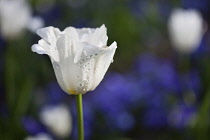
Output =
[{"x1": 0, "y1": 0, "x2": 210, "y2": 140}]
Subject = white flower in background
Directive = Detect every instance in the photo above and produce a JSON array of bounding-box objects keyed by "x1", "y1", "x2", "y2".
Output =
[
  {"x1": 24, "y1": 133, "x2": 52, "y2": 140},
  {"x1": 40, "y1": 105, "x2": 72, "y2": 138},
  {"x1": 32, "y1": 25, "x2": 117, "y2": 95},
  {"x1": 0, "y1": 0, "x2": 44, "y2": 39},
  {"x1": 27, "y1": 16, "x2": 45, "y2": 33},
  {"x1": 168, "y1": 8, "x2": 205, "y2": 53}
]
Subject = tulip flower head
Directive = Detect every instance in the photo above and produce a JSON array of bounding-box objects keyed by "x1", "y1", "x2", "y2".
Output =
[
  {"x1": 32, "y1": 25, "x2": 117, "y2": 95},
  {"x1": 168, "y1": 8, "x2": 205, "y2": 53}
]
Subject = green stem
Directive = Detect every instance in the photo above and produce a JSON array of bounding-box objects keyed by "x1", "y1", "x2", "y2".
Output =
[{"x1": 76, "y1": 94, "x2": 84, "y2": 140}]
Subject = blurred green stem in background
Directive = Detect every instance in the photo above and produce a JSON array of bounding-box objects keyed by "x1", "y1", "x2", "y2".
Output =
[
  {"x1": 3, "y1": 38, "x2": 34, "y2": 139},
  {"x1": 76, "y1": 94, "x2": 84, "y2": 140},
  {"x1": 193, "y1": 87, "x2": 210, "y2": 140}
]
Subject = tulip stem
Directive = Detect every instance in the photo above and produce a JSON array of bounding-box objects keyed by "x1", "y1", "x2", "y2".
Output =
[{"x1": 76, "y1": 94, "x2": 84, "y2": 140}]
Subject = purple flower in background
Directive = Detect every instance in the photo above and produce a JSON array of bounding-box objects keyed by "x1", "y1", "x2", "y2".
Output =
[
  {"x1": 128, "y1": 0, "x2": 149, "y2": 19},
  {"x1": 182, "y1": 0, "x2": 210, "y2": 14},
  {"x1": 66, "y1": 72, "x2": 139, "y2": 133},
  {"x1": 142, "y1": 106, "x2": 168, "y2": 128},
  {"x1": 22, "y1": 117, "x2": 47, "y2": 135},
  {"x1": 46, "y1": 82, "x2": 69, "y2": 104},
  {"x1": 135, "y1": 53, "x2": 180, "y2": 97},
  {"x1": 168, "y1": 103, "x2": 196, "y2": 128},
  {"x1": 181, "y1": 70, "x2": 201, "y2": 96},
  {"x1": 109, "y1": 111, "x2": 135, "y2": 131},
  {"x1": 158, "y1": 1, "x2": 172, "y2": 20}
]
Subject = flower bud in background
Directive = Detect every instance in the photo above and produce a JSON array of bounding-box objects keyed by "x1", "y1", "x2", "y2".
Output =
[
  {"x1": 40, "y1": 105, "x2": 72, "y2": 138},
  {"x1": 27, "y1": 16, "x2": 45, "y2": 33},
  {"x1": 32, "y1": 25, "x2": 117, "y2": 95},
  {"x1": 168, "y1": 8, "x2": 205, "y2": 54},
  {"x1": 0, "y1": 0, "x2": 31, "y2": 39},
  {"x1": 0, "y1": 0, "x2": 44, "y2": 39},
  {"x1": 24, "y1": 133, "x2": 52, "y2": 140}
]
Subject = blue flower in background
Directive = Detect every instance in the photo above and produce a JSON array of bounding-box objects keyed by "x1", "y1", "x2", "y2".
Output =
[
  {"x1": 182, "y1": 0, "x2": 210, "y2": 25},
  {"x1": 77, "y1": 72, "x2": 139, "y2": 132},
  {"x1": 46, "y1": 82, "x2": 69, "y2": 105},
  {"x1": 128, "y1": 0, "x2": 149, "y2": 19},
  {"x1": 135, "y1": 53, "x2": 181, "y2": 100},
  {"x1": 180, "y1": 70, "x2": 201, "y2": 96},
  {"x1": 134, "y1": 53, "x2": 186, "y2": 128},
  {"x1": 168, "y1": 103, "x2": 197, "y2": 129},
  {"x1": 22, "y1": 117, "x2": 47, "y2": 135},
  {"x1": 157, "y1": 1, "x2": 172, "y2": 20},
  {"x1": 182, "y1": 0, "x2": 210, "y2": 13},
  {"x1": 142, "y1": 106, "x2": 168, "y2": 128},
  {"x1": 109, "y1": 111, "x2": 135, "y2": 131},
  {"x1": 192, "y1": 32, "x2": 210, "y2": 57}
]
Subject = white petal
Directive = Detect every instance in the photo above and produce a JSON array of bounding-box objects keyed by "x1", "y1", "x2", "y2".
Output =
[
  {"x1": 31, "y1": 44, "x2": 46, "y2": 54},
  {"x1": 55, "y1": 34, "x2": 81, "y2": 94},
  {"x1": 92, "y1": 24, "x2": 108, "y2": 46},
  {"x1": 90, "y1": 41, "x2": 117, "y2": 90},
  {"x1": 36, "y1": 26, "x2": 60, "y2": 43},
  {"x1": 79, "y1": 24, "x2": 108, "y2": 46},
  {"x1": 35, "y1": 27, "x2": 61, "y2": 61},
  {"x1": 51, "y1": 60, "x2": 68, "y2": 93},
  {"x1": 63, "y1": 26, "x2": 79, "y2": 42},
  {"x1": 76, "y1": 28, "x2": 96, "y2": 39}
]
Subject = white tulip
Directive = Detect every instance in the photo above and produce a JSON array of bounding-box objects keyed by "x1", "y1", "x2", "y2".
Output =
[
  {"x1": 40, "y1": 105, "x2": 72, "y2": 138},
  {"x1": 168, "y1": 8, "x2": 204, "y2": 53},
  {"x1": 0, "y1": 0, "x2": 31, "y2": 38},
  {"x1": 25, "y1": 133, "x2": 52, "y2": 140},
  {"x1": 32, "y1": 25, "x2": 117, "y2": 95}
]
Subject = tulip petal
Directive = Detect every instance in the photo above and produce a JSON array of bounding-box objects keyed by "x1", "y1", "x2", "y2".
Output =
[
  {"x1": 55, "y1": 34, "x2": 83, "y2": 94},
  {"x1": 51, "y1": 60, "x2": 68, "y2": 93},
  {"x1": 79, "y1": 24, "x2": 108, "y2": 47},
  {"x1": 37, "y1": 26, "x2": 60, "y2": 43},
  {"x1": 90, "y1": 41, "x2": 117, "y2": 90},
  {"x1": 31, "y1": 44, "x2": 46, "y2": 54}
]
